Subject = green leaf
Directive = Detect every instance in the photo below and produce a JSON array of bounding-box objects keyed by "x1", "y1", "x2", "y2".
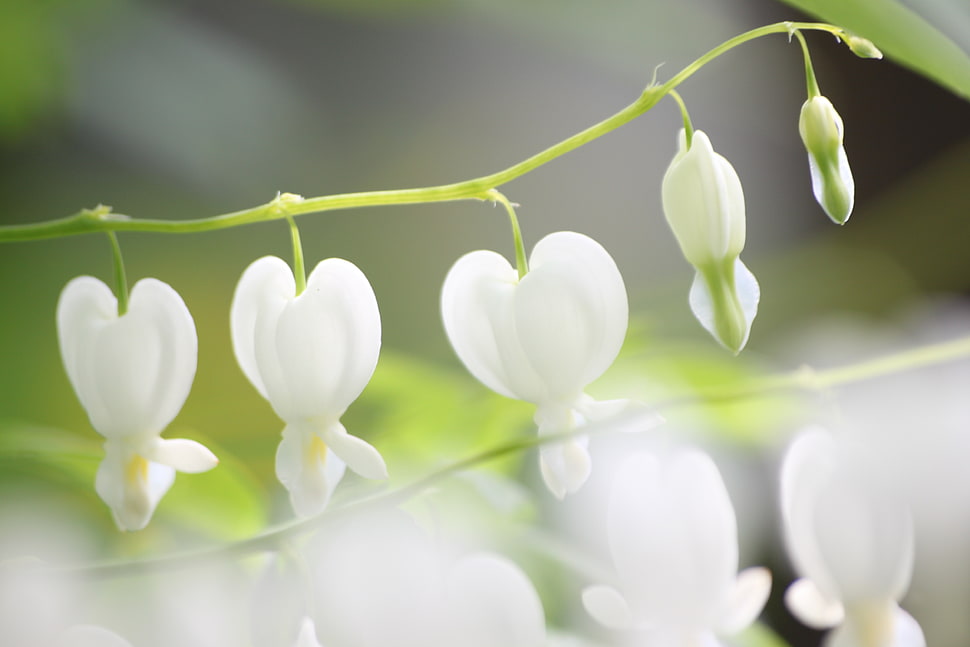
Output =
[
  {"x1": 729, "y1": 622, "x2": 793, "y2": 647},
  {"x1": 778, "y1": 0, "x2": 970, "y2": 100}
]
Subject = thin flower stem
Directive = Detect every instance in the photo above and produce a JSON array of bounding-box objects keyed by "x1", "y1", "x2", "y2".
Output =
[
  {"x1": 52, "y1": 331, "x2": 970, "y2": 579},
  {"x1": 106, "y1": 232, "x2": 129, "y2": 316},
  {"x1": 668, "y1": 89, "x2": 694, "y2": 148},
  {"x1": 486, "y1": 190, "x2": 529, "y2": 279},
  {"x1": 286, "y1": 214, "x2": 307, "y2": 295},
  {"x1": 0, "y1": 22, "x2": 848, "y2": 243},
  {"x1": 793, "y1": 30, "x2": 822, "y2": 98}
]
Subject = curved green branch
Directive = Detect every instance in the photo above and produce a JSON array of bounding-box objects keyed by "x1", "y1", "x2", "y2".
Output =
[{"x1": 0, "y1": 22, "x2": 851, "y2": 243}]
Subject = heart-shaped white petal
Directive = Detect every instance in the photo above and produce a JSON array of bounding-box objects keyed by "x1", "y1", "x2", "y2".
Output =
[
  {"x1": 232, "y1": 256, "x2": 381, "y2": 422},
  {"x1": 57, "y1": 276, "x2": 197, "y2": 440},
  {"x1": 441, "y1": 231, "x2": 628, "y2": 405}
]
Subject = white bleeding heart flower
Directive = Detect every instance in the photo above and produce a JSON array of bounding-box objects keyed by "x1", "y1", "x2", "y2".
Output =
[
  {"x1": 799, "y1": 95, "x2": 854, "y2": 225},
  {"x1": 582, "y1": 450, "x2": 771, "y2": 646},
  {"x1": 661, "y1": 129, "x2": 760, "y2": 354},
  {"x1": 781, "y1": 428, "x2": 925, "y2": 647},
  {"x1": 231, "y1": 256, "x2": 386, "y2": 517},
  {"x1": 441, "y1": 230, "x2": 646, "y2": 499},
  {"x1": 57, "y1": 276, "x2": 218, "y2": 532}
]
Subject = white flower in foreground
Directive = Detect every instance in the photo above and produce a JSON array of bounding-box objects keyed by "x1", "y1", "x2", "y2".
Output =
[
  {"x1": 661, "y1": 129, "x2": 760, "y2": 353},
  {"x1": 781, "y1": 428, "x2": 925, "y2": 647},
  {"x1": 231, "y1": 256, "x2": 386, "y2": 517},
  {"x1": 442, "y1": 230, "x2": 651, "y2": 499},
  {"x1": 56, "y1": 625, "x2": 133, "y2": 647},
  {"x1": 583, "y1": 450, "x2": 771, "y2": 646},
  {"x1": 799, "y1": 96, "x2": 854, "y2": 224},
  {"x1": 57, "y1": 277, "x2": 218, "y2": 531}
]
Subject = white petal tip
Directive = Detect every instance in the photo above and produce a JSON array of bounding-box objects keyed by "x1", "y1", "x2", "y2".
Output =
[
  {"x1": 582, "y1": 584, "x2": 633, "y2": 630},
  {"x1": 785, "y1": 578, "x2": 844, "y2": 630}
]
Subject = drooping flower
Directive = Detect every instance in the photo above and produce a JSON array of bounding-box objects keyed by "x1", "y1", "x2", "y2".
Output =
[
  {"x1": 441, "y1": 231, "x2": 652, "y2": 499},
  {"x1": 800, "y1": 95, "x2": 854, "y2": 224},
  {"x1": 230, "y1": 256, "x2": 386, "y2": 517},
  {"x1": 57, "y1": 276, "x2": 218, "y2": 531},
  {"x1": 661, "y1": 129, "x2": 760, "y2": 353},
  {"x1": 780, "y1": 428, "x2": 925, "y2": 647},
  {"x1": 583, "y1": 450, "x2": 771, "y2": 646}
]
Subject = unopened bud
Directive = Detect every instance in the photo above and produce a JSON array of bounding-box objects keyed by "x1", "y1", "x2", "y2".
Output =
[{"x1": 799, "y1": 96, "x2": 855, "y2": 224}]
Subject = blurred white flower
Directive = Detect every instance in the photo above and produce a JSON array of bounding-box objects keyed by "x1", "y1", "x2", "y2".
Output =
[
  {"x1": 799, "y1": 95, "x2": 854, "y2": 224},
  {"x1": 661, "y1": 129, "x2": 759, "y2": 353},
  {"x1": 231, "y1": 256, "x2": 386, "y2": 517},
  {"x1": 583, "y1": 450, "x2": 770, "y2": 646},
  {"x1": 309, "y1": 509, "x2": 546, "y2": 647},
  {"x1": 57, "y1": 276, "x2": 217, "y2": 531},
  {"x1": 441, "y1": 231, "x2": 650, "y2": 499},
  {"x1": 780, "y1": 428, "x2": 925, "y2": 647}
]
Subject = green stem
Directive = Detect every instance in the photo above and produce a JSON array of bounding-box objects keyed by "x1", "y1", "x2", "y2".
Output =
[
  {"x1": 286, "y1": 214, "x2": 307, "y2": 295},
  {"x1": 487, "y1": 190, "x2": 528, "y2": 279},
  {"x1": 793, "y1": 30, "x2": 821, "y2": 98},
  {"x1": 0, "y1": 22, "x2": 847, "y2": 243},
  {"x1": 106, "y1": 232, "x2": 129, "y2": 316},
  {"x1": 49, "y1": 330, "x2": 970, "y2": 579},
  {"x1": 668, "y1": 89, "x2": 694, "y2": 148}
]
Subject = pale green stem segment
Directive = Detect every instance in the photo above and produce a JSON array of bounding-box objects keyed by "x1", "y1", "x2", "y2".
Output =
[
  {"x1": 793, "y1": 30, "x2": 821, "y2": 98},
  {"x1": 668, "y1": 89, "x2": 694, "y2": 148},
  {"x1": 486, "y1": 189, "x2": 529, "y2": 279},
  {"x1": 0, "y1": 22, "x2": 851, "y2": 243},
  {"x1": 52, "y1": 330, "x2": 970, "y2": 578},
  {"x1": 286, "y1": 214, "x2": 307, "y2": 295},
  {"x1": 106, "y1": 231, "x2": 129, "y2": 316}
]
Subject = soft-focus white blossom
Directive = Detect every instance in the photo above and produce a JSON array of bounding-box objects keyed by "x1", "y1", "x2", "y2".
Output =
[
  {"x1": 231, "y1": 256, "x2": 386, "y2": 517},
  {"x1": 308, "y1": 509, "x2": 546, "y2": 647},
  {"x1": 799, "y1": 95, "x2": 854, "y2": 224},
  {"x1": 781, "y1": 427, "x2": 925, "y2": 647},
  {"x1": 441, "y1": 231, "x2": 653, "y2": 499},
  {"x1": 57, "y1": 276, "x2": 218, "y2": 531},
  {"x1": 583, "y1": 450, "x2": 770, "y2": 646},
  {"x1": 661, "y1": 129, "x2": 759, "y2": 353}
]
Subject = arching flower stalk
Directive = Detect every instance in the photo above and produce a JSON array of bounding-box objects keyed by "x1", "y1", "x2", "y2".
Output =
[
  {"x1": 57, "y1": 276, "x2": 218, "y2": 532},
  {"x1": 661, "y1": 129, "x2": 760, "y2": 353},
  {"x1": 583, "y1": 450, "x2": 771, "y2": 646},
  {"x1": 230, "y1": 256, "x2": 387, "y2": 517},
  {"x1": 780, "y1": 428, "x2": 925, "y2": 647},
  {"x1": 441, "y1": 231, "x2": 654, "y2": 499}
]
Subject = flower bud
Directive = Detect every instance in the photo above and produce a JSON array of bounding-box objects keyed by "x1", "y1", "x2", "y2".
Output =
[
  {"x1": 661, "y1": 129, "x2": 760, "y2": 353},
  {"x1": 661, "y1": 129, "x2": 745, "y2": 267},
  {"x1": 799, "y1": 96, "x2": 855, "y2": 224}
]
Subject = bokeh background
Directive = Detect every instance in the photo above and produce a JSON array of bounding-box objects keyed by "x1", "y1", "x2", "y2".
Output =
[{"x1": 1, "y1": 0, "x2": 969, "y2": 645}]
